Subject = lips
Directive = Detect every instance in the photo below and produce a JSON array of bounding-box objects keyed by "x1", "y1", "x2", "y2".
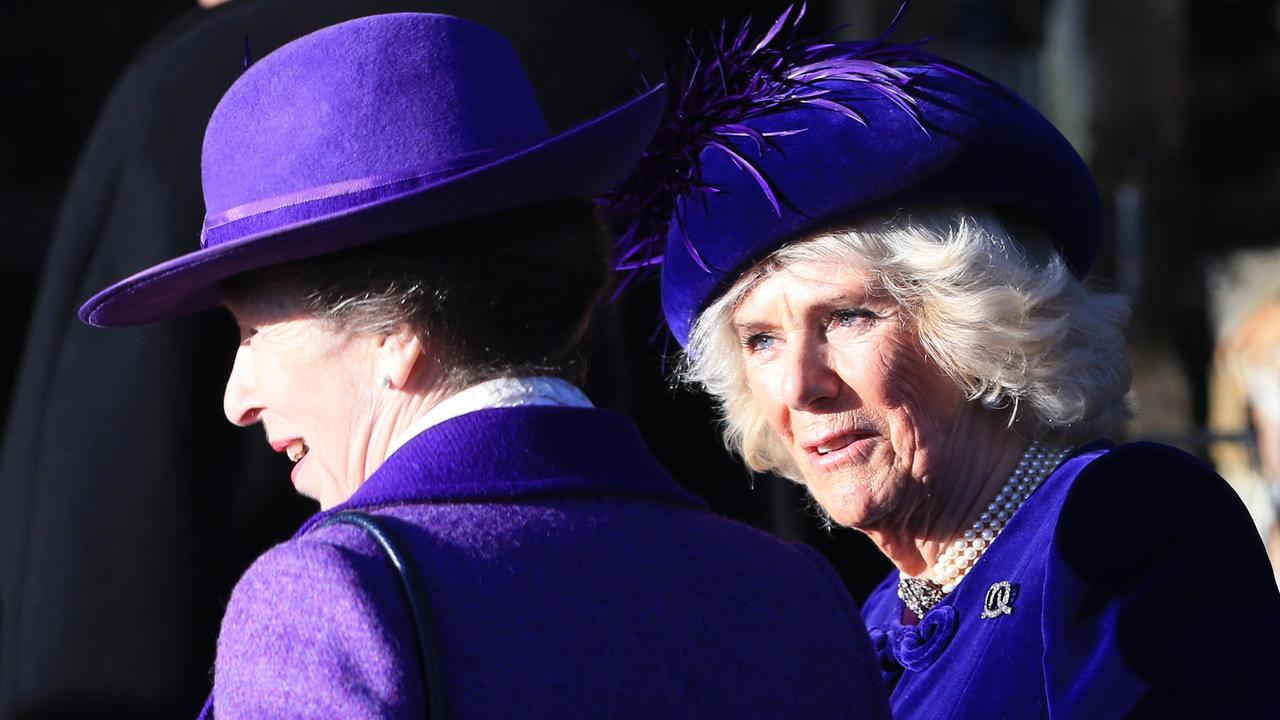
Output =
[
  {"x1": 801, "y1": 428, "x2": 878, "y2": 469},
  {"x1": 269, "y1": 437, "x2": 309, "y2": 463},
  {"x1": 816, "y1": 437, "x2": 855, "y2": 455},
  {"x1": 806, "y1": 430, "x2": 869, "y2": 455}
]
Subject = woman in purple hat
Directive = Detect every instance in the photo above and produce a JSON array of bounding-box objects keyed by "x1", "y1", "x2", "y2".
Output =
[
  {"x1": 609, "y1": 8, "x2": 1280, "y2": 718},
  {"x1": 80, "y1": 12, "x2": 892, "y2": 720}
]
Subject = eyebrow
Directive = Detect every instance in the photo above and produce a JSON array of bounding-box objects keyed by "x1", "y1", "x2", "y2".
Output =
[
  {"x1": 732, "y1": 290, "x2": 876, "y2": 329},
  {"x1": 730, "y1": 319, "x2": 774, "y2": 334}
]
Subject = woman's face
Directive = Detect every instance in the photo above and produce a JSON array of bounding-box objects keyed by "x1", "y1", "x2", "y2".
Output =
[
  {"x1": 223, "y1": 291, "x2": 381, "y2": 509},
  {"x1": 731, "y1": 259, "x2": 970, "y2": 530}
]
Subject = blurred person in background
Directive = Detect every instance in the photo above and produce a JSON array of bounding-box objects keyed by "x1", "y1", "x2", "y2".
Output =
[
  {"x1": 1210, "y1": 249, "x2": 1280, "y2": 585},
  {"x1": 79, "y1": 13, "x2": 889, "y2": 719},
  {"x1": 608, "y1": 7, "x2": 1280, "y2": 718}
]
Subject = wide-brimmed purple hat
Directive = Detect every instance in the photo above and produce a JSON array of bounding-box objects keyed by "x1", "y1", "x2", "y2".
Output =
[
  {"x1": 606, "y1": 7, "x2": 1100, "y2": 346},
  {"x1": 80, "y1": 12, "x2": 666, "y2": 327}
]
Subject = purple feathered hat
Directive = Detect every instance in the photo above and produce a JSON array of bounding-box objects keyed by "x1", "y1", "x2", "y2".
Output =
[
  {"x1": 605, "y1": 4, "x2": 1100, "y2": 346},
  {"x1": 80, "y1": 13, "x2": 666, "y2": 327}
]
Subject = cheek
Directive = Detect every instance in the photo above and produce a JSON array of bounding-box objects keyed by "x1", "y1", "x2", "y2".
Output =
[
  {"x1": 877, "y1": 339, "x2": 965, "y2": 445},
  {"x1": 743, "y1": 362, "x2": 791, "y2": 435}
]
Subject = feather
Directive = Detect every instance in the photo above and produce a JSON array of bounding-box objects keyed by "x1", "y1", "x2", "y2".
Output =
[{"x1": 600, "y1": 0, "x2": 972, "y2": 292}]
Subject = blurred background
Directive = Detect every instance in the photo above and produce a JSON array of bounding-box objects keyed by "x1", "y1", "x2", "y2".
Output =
[{"x1": 1, "y1": 0, "x2": 1277, "y2": 717}]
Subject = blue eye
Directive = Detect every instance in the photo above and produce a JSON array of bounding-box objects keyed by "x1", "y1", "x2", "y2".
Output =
[
  {"x1": 832, "y1": 308, "x2": 878, "y2": 327},
  {"x1": 742, "y1": 332, "x2": 775, "y2": 352}
]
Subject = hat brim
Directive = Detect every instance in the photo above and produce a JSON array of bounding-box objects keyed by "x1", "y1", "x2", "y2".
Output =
[{"x1": 80, "y1": 84, "x2": 667, "y2": 327}]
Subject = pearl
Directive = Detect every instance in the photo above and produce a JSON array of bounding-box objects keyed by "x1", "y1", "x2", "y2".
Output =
[{"x1": 918, "y1": 442, "x2": 1070, "y2": 607}]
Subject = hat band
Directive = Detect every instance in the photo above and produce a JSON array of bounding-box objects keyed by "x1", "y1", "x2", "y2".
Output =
[{"x1": 199, "y1": 147, "x2": 504, "y2": 249}]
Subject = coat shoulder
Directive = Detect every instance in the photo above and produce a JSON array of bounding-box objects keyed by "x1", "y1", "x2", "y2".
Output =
[
  {"x1": 1044, "y1": 441, "x2": 1280, "y2": 718},
  {"x1": 214, "y1": 531, "x2": 422, "y2": 719}
]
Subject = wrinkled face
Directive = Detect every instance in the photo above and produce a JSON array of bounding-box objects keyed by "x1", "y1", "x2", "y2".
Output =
[
  {"x1": 223, "y1": 291, "x2": 380, "y2": 509},
  {"x1": 731, "y1": 259, "x2": 970, "y2": 529}
]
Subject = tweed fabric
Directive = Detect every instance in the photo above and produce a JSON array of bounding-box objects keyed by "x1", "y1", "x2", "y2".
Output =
[
  {"x1": 862, "y1": 441, "x2": 1280, "y2": 719},
  {"x1": 208, "y1": 406, "x2": 891, "y2": 718}
]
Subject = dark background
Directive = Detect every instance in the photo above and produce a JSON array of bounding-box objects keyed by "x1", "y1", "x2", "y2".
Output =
[{"x1": 1, "y1": 0, "x2": 1277, "y2": 717}]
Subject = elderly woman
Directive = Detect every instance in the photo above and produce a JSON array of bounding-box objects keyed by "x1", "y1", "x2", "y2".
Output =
[
  {"x1": 78, "y1": 14, "x2": 890, "y2": 720},
  {"x1": 610, "y1": 11, "x2": 1280, "y2": 719}
]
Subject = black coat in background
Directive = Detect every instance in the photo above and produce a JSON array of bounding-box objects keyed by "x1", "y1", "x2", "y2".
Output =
[{"x1": 0, "y1": 1, "x2": 667, "y2": 717}]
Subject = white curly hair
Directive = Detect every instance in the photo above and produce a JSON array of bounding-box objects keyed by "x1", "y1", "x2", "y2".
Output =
[{"x1": 681, "y1": 207, "x2": 1132, "y2": 481}]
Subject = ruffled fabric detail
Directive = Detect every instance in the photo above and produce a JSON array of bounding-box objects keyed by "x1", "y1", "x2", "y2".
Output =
[
  {"x1": 870, "y1": 604, "x2": 959, "y2": 686},
  {"x1": 868, "y1": 626, "x2": 904, "y2": 688}
]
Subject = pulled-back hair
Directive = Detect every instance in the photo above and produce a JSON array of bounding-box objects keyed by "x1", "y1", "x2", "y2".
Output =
[
  {"x1": 223, "y1": 200, "x2": 610, "y2": 389},
  {"x1": 682, "y1": 207, "x2": 1132, "y2": 481}
]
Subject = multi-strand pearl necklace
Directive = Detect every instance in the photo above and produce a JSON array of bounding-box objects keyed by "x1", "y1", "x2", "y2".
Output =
[{"x1": 897, "y1": 442, "x2": 1070, "y2": 616}]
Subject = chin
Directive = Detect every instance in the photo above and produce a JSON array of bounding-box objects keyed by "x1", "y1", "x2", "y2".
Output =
[
  {"x1": 802, "y1": 474, "x2": 868, "y2": 528},
  {"x1": 799, "y1": 465, "x2": 899, "y2": 530}
]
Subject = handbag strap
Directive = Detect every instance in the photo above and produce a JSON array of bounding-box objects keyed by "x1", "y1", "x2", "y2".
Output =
[
  {"x1": 322, "y1": 509, "x2": 447, "y2": 719},
  {"x1": 197, "y1": 510, "x2": 447, "y2": 720}
]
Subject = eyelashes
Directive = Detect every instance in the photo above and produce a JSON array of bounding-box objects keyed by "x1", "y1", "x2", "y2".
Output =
[
  {"x1": 832, "y1": 307, "x2": 879, "y2": 327},
  {"x1": 738, "y1": 307, "x2": 881, "y2": 353},
  {"x1": 741, "y1": 332, "x2": 775, "y2": 352}
]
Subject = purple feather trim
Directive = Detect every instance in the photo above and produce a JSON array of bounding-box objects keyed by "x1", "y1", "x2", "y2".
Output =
[{"x1": 601, "y1": 1, "x2": 978, "y2": 293}]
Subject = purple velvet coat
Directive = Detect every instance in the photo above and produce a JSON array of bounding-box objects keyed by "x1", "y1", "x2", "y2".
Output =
[
  {"x1": 862, "y1": 441, "x2": 1280, "y2": 719},
  {"x1": 201, "y1": 406, "x2": 890, "y2": 718}
]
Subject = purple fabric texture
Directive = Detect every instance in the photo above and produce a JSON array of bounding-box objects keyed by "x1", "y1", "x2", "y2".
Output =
[
  {"x1": 206, "y1": 406, "x2": 892, "y2": 718},
  {"x1": 79, "y1": 13, "x2": 666, "y2": 327},
  {"x1": 657, "y1": 63, "x2": 1100, "y2": 345},
  {"x1": 861, "y1": 441, "x2": 1280, "y2": 719}
]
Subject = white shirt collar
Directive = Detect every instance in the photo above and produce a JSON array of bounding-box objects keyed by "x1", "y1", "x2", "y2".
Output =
[{"x1": 387, "y1": 375, "x2": 593, "y2": 456}]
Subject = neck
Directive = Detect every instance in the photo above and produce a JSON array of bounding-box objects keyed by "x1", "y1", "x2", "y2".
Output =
[
  {"x1": 863, "y1": 414, "x2": 1029, "y2": 579},
  {"x1": 357, "y1": 371, "x2": 458, "y2": 487}
]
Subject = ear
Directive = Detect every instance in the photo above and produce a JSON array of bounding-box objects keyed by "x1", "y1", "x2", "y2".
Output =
[{"x1": 374, "y1": 325, "x2": 425, "y2": 390}]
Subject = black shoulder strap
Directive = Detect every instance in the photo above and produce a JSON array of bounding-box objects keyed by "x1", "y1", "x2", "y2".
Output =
[{"x1": 322, "y1": 510, "x2": 447, "y2": 719}]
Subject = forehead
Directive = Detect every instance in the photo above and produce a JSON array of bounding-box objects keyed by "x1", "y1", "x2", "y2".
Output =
[
  {"x1": 732, "y1": 259, "x2": 875, "y2": 319},
  {"x1": 222, "y1": 281, "x2": 308, "y2": 326}
]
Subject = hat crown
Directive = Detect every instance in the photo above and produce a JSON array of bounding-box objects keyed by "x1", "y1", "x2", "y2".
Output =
[
  {"x1": 201, "y1": 13, "x2": 548, "y2": 227},
  {"x1": 657, "y1": 70, "x2": 1100, "y2": 345}
]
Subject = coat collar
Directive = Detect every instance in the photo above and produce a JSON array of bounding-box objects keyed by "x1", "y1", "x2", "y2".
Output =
[{"x1": 296, "y1": 405, "x2": 705, "y2": 536}]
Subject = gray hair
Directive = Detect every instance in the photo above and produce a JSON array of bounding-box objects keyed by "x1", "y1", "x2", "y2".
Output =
[
  {"x1": 681, "y1": 207, "x2": 1132, "y2": 480},
  {"x1": 222, "y1": 200, "x2": 610, "y2": 390}
]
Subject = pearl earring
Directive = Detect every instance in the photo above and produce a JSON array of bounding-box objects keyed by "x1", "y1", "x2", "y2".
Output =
[{"x1": 377, "y1": 375, "x2": 391, "y2": 389}]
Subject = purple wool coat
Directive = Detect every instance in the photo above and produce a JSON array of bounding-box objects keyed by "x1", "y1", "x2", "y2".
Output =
[{"x1": 200, "y1": 406, "x2": 890, "y2": 719}]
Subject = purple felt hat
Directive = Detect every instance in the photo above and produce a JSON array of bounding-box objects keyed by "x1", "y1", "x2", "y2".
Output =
[
  {"x1": 606, "y1": 7, "x2": 1100, "y2": 347},
  {"x1": 80, "y1": 13, "x2": 666, "y2": 327}
]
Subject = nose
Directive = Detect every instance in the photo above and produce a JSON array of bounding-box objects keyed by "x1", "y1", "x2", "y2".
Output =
[
  {"x1": 779, "y1": 336, "x2": 841, "y2": 411},
  {"x1": 223, "y1": 345, "x2": 261, "y2": 426}
]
